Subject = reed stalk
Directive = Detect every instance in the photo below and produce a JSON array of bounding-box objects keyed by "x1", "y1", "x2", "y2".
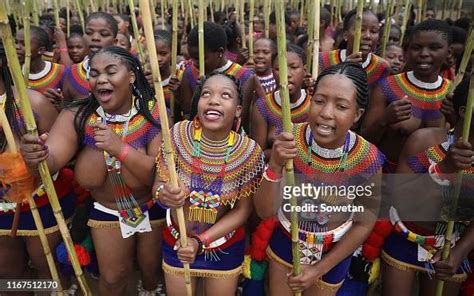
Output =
[
  {"x1": 352, "y1": 0, "x2": 364, "y2": 54},
  {"x1": 0, "y1": 4, "x2": 91, "y2": 295},
  {"x1": 381, "y1": 0, "x2": 393, "y2": 57}
]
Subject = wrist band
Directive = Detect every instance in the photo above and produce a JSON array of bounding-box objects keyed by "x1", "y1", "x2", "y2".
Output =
[
  {"x1": 117, "y1": 144, "x2": 130, "y2": 163},
  {"x1": 59, "y1": 47, "x2": 68, "y2": 52},
  {"x1": 198, "y1": 232, "x2": 210, "y2": 246},
  {"x1": 154, "y1": 185, "x2": 168, "y2": 209},
  {"x1": 263, "y1": 164, "x2": 282, "y2": 182},
  {"x1": 428, "y1": 163, "x2": 450, "y2": 186},
  {"x1": 191, "y1": 235, "x2": 205, "y2": 255}
]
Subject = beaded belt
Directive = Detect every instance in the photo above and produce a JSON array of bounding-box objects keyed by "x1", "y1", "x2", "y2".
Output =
[
  {"x1": 165, "y1": 209, "x2": 235, "y2": 250},
  {"x1": 277, "y1": 207, "x2": 353, "y2": 244},
  {"x1": 389, "y1": 206, "x2": 446, "y2": 248}
]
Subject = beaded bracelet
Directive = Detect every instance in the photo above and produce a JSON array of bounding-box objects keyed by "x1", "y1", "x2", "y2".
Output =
[
  {"x1": 117, "y1": 144, "x2": 131, "y2": 163},
  {"x1": 191, "y1": 235, "x2": 205, "y2": 255},
  {"x1": 154, "y1": 185, "x2": 169, "y2": 209},
  {"x1": 198, "y1": 232, "x2": 210, "y2": 247},
  {"x1": 263, "y1": 164, "x2": 282, "y2": 182}
]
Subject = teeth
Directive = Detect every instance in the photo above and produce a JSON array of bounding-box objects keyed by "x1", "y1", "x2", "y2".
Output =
[{"x1": 206, "y1": 111, "x2": 220, "y2": 116}]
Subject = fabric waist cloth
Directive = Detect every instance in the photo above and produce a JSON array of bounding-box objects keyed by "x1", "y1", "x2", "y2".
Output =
[
  {"x1": 382, "y1": 207, "x2": 470, "y2": 281},
  {"x1": 162, "y1": 216, "x2": 246, "y2": 279},
  {"x1": 0, "y1": 191, "x2": 75, "y2": 236}
]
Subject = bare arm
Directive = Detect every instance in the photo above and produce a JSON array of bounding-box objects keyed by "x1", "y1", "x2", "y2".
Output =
[{"x1": 359, "y1": 86, "x2": 389, "y2": 144}]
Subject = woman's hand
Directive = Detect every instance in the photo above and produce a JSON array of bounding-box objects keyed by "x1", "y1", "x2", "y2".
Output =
[
  {"x1": 438, "y1": 138, "x2": 474, "y2": 174},
  {"x1": 43, "y1": 88, "x2": 64, "y2": 110},
  {"x1": 93, "y1": 123, "x2": 125, "y2": 156},
  {"x1": 431, "y1": 246, "x2": 465, "y2": 280},
  {"x1": 269, "y1": 132, "x2": 297, "y2": 173},
  {"x1": 157, "y1": 184, "x2": 186, "y2": 209},
  {"x1": 345, "y1": 51, "x2": 363, "y2": 64},
  {"x1": 440, "y1": 92, "x2": 458, "y2": 127},
  {"x1": 383, "y1": 96, "x2": 412, "y2": 125},
  {"x1": 287, "y1": 263, "x2": 326, "y2": 292},
  {"x1": 20, "y1": 133, "x2": 49, "y2": 168},
  {"x1": 175, "y1": 237, "x2": 199, "y2": 264}
]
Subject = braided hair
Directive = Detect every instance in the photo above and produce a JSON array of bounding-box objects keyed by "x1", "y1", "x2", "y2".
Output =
[
  {"x1": 314, "y1": 62, "x2": 369, "y2": 110},
  {"x1": 189, "y1": 72, "x2": 243, "y2": 121},
  {"x1": 71, "y1": 46, "x2": 160, "y2": 148},
  {"x1": 0, "y1": 42, "x2": 21, "y2": 153},
  {"x1": 29, "y1": 26, "x2": 50, "y2": 51}
]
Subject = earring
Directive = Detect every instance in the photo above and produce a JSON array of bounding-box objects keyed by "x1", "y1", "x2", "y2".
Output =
[
  {"x1": 193, "y1": 116, "x2": 201, "y2": 129},
  {"x1": 232, "y1": 117, "x2": 241, "y2": 132},
  {"x1": 132, "y1": 84, "x2": 142, "y2": 99}
]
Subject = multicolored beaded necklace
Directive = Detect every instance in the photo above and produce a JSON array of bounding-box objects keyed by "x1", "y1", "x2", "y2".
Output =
[
  {"x1": 22, "y1": 62, "x2": 65, "y2": 94},
  {"x1": 188, "y1": 120, "x2": 236, "y2": 224},
  {"x1": 98, "y1": 104, "x2": 146, "y2": 227},
  {"x1": 69, "y1": 57, "x2": 90, "y2": 95},
  {"x1": 380, "y1": 71, "x2": 451, "y2": 121}
]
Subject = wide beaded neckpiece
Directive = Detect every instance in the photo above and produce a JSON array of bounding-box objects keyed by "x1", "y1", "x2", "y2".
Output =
[
  {"x1": 156, "y1": 120, "x2": 265, "y2": 224},
  {"x1": 255, "y1": 89, "x2": 310, "y2": 133},
  {"x1": 293, "y1": 123, "x2": 385, "y2": 185},
  {"x1": 68, "y1": 58, "x2": 90, "y2": 95},
  {"x1": 380, "y1": 71, "x2": 451, "y2": 121},
  {"x1": 83, "y1": 100, "x2": 161, "y2": 149},
  {"x1": 257, "y1": 72, "x2": 277, "y2": 94},
  {"x1": 24, "y1": 62, "x2": 65, "y2": 94},
  {"x1": 319, "y1": 49, "x2": 389, "y2": 88}
]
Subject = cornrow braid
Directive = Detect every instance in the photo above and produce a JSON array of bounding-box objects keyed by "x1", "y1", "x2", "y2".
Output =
[
  {"x1": 0, "y1": 45, "x2": 21, "y2": 153},
  {"x1": 189, "y1": 72, "x2": 243, "y2": 121},
  {"x1": 315, "y1": 62, "x2": 369, "y2": 109},
  {"x1": 71, "y1": 46, "x2": 160, "y2": 148}
]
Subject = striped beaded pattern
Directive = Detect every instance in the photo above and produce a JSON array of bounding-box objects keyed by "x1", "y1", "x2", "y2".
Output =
[
  {"x1": 84, "y1": 101, "x2": 161, "y2": 149},
  {"x1": 379, "y1": 72, "x2": 451, "y2": 121},
  {"x1": 319, "y1": 49, "x2": 390, "y2": 88},
  {"x1": 293, "y1": 123, "x2": 385, "y2": 185},
  {"x1": 28, "y1": 62, "x2": 66, "y2": 94},
  {"x1": 257, "y1": 73, "x2": 277, "y2": 94},
  {"x1": 255, "y1": 90, "x2": 310, "y2": 133},
  {"x1": 185, "y1": 61, "x2": 253, "y2": 91},
  {"x1": 67, "y1": 60, "x2": 90, "y2": 95},
  {"x1": 156, "y1": 120, "x2": 265, "y2": 205}
]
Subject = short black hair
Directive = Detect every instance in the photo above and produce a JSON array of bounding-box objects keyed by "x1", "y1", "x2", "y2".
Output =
[
  {"x1": 320, "y1": 7, "x2": 331, "y2": 27},
  {"x1": 30, "y1": 26, "x2": 50, "y2": 49},
  {"x1": 86, "y1": 12, "x2": 119, "y2": 37},
  {"x1": 269, "y1": 11, "x2": 290, "y2": 26},
  {"x1": 408, "y1": 19, "x2": 452, "y2": 45},
  {"x1": 315, "y1": 62, "x2": 369, "y2": 110},
  {"x1": 255, "y1": 37, "x2": 277, "y2": 54},
  {"x1": 223, "y1": 20, "x2": 242, "y2": 47},
  {"x1": 70, "y1": 24, "x2": 84, "y2": 35},
  {"x1": 188, "y1": 21, "x2": 227, "y2": 52},
  {"x1": 453, "y1": 17, "x2": 470, "y2": 32},
  {"x1": 451, "y1": 26, "x2": 466, "y2": 45},
  {"x1": 154, "y1": 29, "x2": 172, "y2": 48},
  {"x1": 272, "y1": 43, "x2": 306, "y2": 65},
  {"x1": 343, "y1": 8, "x2": 377, "y2": 31}
]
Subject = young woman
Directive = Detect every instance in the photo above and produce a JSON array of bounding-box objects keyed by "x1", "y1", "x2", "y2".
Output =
[
  {"x1": 319, "y1": 8, "x2": 391, "y2": 90},
  {"x1": 361, "y1": 19, "x2": 453, "y2": 172},
  {"x1": 382, "y1": 76, "x2": 473, "y2": 296},
  {"x1": 383, "y1": 43, "x2": 405, "y2": 75},
  {"x1": 154, "y1": 73, "x2": 265, "y2": 296},
  {"x1": 223, "y1": 21, "x2": 247, "y2": 66},
  {"x1": 253, "y1": 38, "x2": 277, "y2": 94},
  {"x1": 177, "y1": 22, "x2": 262, "y2": 131},
  {"x1": 62, "y1": 12, "x2": 118, "y2": 102},
  {"x1": 15, "y1": 26, "x2": 66, "y2": 97},
  {"x1": 254, "y1": 62, "x2": 384, "y2": 296},
  {"x1": 21, "y1": 47, "x2": 163, "y2": 296},
  {"x1": 251, "y1": 43, "x2": 310, "y2": 160},
  {"x1": 0, "y1": 41, "x2": 74, "y2": 289},
  {"x1": 67, "y1": 32, "x2": 89, "y2": 64}
]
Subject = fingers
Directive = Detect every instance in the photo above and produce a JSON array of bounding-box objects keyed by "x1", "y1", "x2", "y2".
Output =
[
  {"x1": 160, "y1": 184, "x2": 186, "y2": 208},
  {"x1": 175, "y1": 238, "x2": 197, "y2": 264},
  {"x1": 92, "y1": 122, "x2": 108, "y2": 130}
]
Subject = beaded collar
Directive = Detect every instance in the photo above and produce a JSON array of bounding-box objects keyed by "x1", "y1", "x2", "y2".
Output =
[
  {"x1": 84, "y1": 100, "x2": 160, "y2": 149},
  {"x1": 156, "y1": 120, "x2": 265, "y2": 222},
  {"x1": 293, "y1": 123, "x2": 385, "y2": 183},
  {"x1": 339, "y1": 49, "x2": 372, "y2": 69},
  {"x1": 406, "y1": 71, "x2": 443, "y2": 90}
]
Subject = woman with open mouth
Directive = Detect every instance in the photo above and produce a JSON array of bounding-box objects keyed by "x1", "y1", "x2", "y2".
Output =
[
  {"x1": 154, "y1": 72, "x2": 265, "y2": 296},
  {"x1": 62, "y1": 12, "x2": 118, "y2": 103},
  {"x1": 253, "y1": 62, "x2": 384, "y2": 296},
  {"x1": 21, "y1": 46, "x2": 163, "y2": 296}
]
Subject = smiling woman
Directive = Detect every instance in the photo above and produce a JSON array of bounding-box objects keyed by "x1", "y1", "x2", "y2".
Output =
[
  {"x1": 21, "y1": 46, "x2": 163, "y2": 296},
  {"x1": 153, "y1": 73, "x2": 264, "y2": 296}
]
